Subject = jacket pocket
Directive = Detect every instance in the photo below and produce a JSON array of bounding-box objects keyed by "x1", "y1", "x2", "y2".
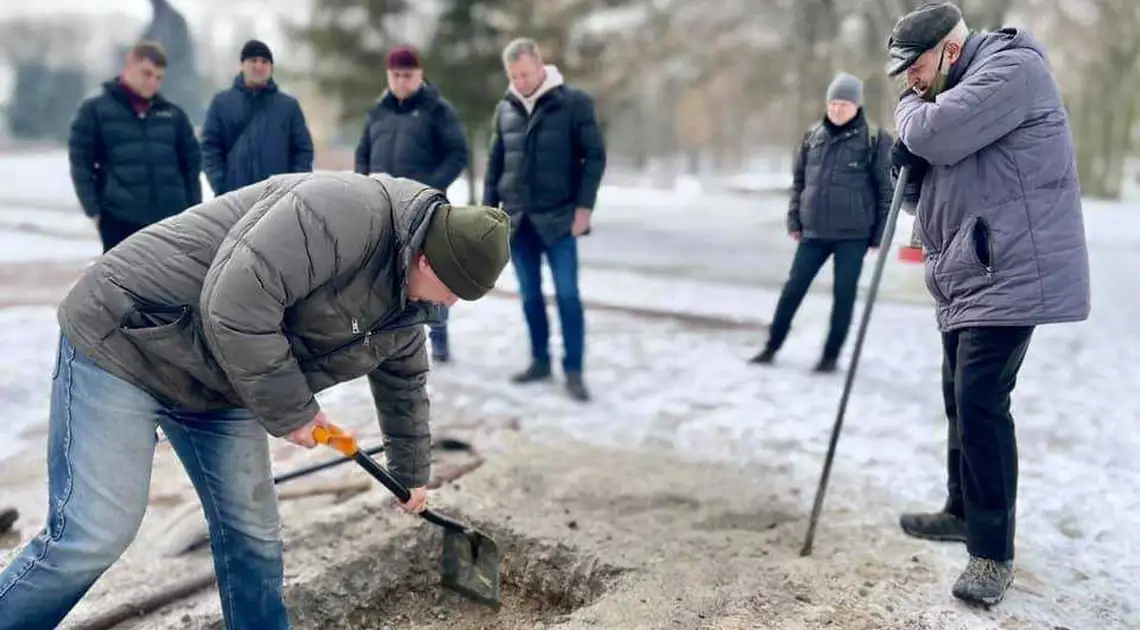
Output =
[
  {"x1": 970, "y1": 216, "x2": 995, "y2": 271},
  {"x1": 933, "y1": 216, "x2": 995, "y2": 301},
  {"x1": 119, "y1": 305, "x2": 235, "y2": 400}
]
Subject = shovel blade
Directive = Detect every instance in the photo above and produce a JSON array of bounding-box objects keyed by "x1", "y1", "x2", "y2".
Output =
[{"x1": 440, "y1": 527, "x2": 501, "y2": 611}]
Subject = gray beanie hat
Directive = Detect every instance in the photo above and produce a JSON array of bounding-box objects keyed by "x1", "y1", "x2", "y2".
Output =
[{"x1": 826, "y1": 73, "x2": 863, "y2": 106}]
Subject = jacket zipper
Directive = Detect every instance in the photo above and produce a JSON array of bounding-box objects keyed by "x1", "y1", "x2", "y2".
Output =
[
  {"x1": 141, "y1": 109, "x2": 157, "y2": 214},
  {"x1": 302, "y1": 314, "x2": 430, "y2": 365}
]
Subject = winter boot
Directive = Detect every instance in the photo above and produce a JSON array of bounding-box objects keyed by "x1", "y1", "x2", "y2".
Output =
[
  {"x1": 749, "y1": 349, "x2": 776, "y2": 365},
  {"x1": 0, "y1": 507, "x2": 18, "y2": 535},
  {"x1": 510, "y1": 360, "x2": 552, "y2": 384},
  {"x1": 565, "y1": 372, "x2": 590, "y2": 402},
  {"x1": 952, "y1": 556, "x2": 1014, "y2": 606},
  {"x1": 899, "y1": 510, "x2": 967, "y2": 543},
  {"x1": 813, "y1": 357, "x2": 839, "y2": 374}
]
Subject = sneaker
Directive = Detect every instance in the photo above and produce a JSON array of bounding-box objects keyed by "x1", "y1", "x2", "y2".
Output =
[
  {"x1": 510, "y1": 361, "x2": 552, "y2": 384},
  {"x1": 813, "y1": 357, "x2": 838, "y2": 373},
  {"x1": 565, "y1": 372, "x2": 590, "y2": 402},
  {"x1": 899, "y1": 510, "x2": 967, "y2": 543},
  {"x1": 952, "y1": 556, "x2": 1014, "y2": 606},
  {"x1": 749, "y1": 349, "x2": 776, "y2": 365}
]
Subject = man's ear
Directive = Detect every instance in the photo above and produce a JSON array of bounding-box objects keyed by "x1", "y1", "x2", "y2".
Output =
[{"x1": 946, "y1": 41, "x2": 963, "y2": 64}]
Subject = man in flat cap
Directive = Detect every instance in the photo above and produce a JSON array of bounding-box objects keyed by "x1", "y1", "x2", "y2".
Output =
[{"x1": 886, "y1": 1, "x2": 1090, "y2": 606}]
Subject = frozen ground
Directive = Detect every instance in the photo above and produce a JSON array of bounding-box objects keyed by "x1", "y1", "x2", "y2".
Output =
[{"x1": 0, "y1": 151, "x2": 1137, "y2": 628}]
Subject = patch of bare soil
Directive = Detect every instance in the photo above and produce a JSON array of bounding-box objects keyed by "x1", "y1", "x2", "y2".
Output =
[{"x1": 286, "y1": 524, "x2": 623, "y2": 630}]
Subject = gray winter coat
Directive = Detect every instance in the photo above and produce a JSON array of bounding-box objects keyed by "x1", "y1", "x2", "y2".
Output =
[
  {"x1": 57, "y1": 172, "x2": 445, "y2": 488},
  {"x1": 896, "y1": 28, "x2": 1090, "y2": 331}
]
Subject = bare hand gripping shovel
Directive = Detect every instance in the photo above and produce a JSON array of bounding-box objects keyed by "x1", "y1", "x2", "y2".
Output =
[{"x1": 312, "y1": 424, "x2": 502, "y2": 611}]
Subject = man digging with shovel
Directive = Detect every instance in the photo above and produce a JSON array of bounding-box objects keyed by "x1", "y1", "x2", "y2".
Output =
[{"x1": 0, "y1": 172, "x2": 510, "y2": 630}]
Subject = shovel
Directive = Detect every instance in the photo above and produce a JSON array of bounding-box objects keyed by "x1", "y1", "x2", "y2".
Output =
[{"x1": 312, "y1": 424, "x2": 502, "y2": 611}]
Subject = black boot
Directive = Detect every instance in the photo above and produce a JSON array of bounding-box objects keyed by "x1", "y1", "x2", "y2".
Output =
[
  {"x1": 565, "y1": 372, "x2": 590, "y2": 402},
  {"x1": 952, "y1": 556, "x2": 1014, "y2": 606},
  {"x1": 899, "y1": 509, "x2": 967, "y2": 543},
  {"x1": 749, "y1": 349, "x2": 776, "y2": 365},
  {"x1": 0, "y1": 507, "x2": 18, "y2": 535},
  {"x1": 510, "y1": 360, "x2": 552, "y2": 384},
  {"x1": 813, "y1": 357, "x2": 838, "y2": 373}
]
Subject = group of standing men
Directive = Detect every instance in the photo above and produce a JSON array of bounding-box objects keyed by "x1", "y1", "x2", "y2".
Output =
[{"x1": 67, "y1": 36, "x2": 607, "y2": 402}]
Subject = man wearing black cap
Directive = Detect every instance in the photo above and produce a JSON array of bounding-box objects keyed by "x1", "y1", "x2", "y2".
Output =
[
  {"x1": 749, "y1": 71, "x2": 892, "y2": 373},
  {"x1": 201, "y1": 39, "x2": 314, "y2": 196},
  {"x1": 886, "y1": 1, "x2": 1090, "y2": 606},
  {"x1": 0, "y1": 172, "x2": 510, "y2": 629},
  {"x1": 355, "y1": 45, "x2": 469, "y2": 364}
]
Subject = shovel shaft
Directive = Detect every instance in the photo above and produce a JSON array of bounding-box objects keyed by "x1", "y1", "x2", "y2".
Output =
[
  {"x1": 350, "y1": 450, "x2": 468, "y2": 533},
  {"x1": 313, "y1": 424, "x2": 470, "y2": 534}
]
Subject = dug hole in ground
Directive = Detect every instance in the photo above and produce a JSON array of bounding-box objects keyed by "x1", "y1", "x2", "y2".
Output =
[{"x1": 0, "y1": 152, "x2": 1137, "y2": 628}]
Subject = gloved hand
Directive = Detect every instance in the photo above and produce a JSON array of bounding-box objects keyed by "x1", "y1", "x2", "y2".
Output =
[{"x1": 890, "y1": 138, "x2": 928, "y2": 172}]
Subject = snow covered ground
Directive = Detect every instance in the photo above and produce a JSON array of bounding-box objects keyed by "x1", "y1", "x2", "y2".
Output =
[{"x1": 1, "y1": 151, "x2": 1138, "y2": 627}]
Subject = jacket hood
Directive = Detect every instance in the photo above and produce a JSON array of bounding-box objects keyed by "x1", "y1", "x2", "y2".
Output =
[{"x1": 952, "y1": 28, "x2": 1046, "y2": 86}]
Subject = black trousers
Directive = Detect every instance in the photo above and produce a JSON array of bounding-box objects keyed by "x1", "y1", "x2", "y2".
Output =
[
  {"x1": 765, "y1": 238, "x2": 868, "y2": 360},
  {"x1": 97, "y1": 214, "x2": 148, "y2": 253},
  {"x1": 942, "y1": 326, "x2": 1034, "y2": 562}
]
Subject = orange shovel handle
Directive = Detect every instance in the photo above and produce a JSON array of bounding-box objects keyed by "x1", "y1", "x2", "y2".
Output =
[{"x1": 312, "y1": 424, "x2": 358, "y2": 457}]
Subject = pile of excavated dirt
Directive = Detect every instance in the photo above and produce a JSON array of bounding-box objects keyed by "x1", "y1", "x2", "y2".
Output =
[{"x1": 53, "y1": 431, "x2": 1057, "y2": 630}]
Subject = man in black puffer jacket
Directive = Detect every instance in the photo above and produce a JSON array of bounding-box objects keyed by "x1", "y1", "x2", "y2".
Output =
[
  {"x1": 68, "y1": 41, "x2": 202, "y2": 252},
  {"x1": 483, "y1": 37, "x2": 607, "y2": 402},
  {"x1": 355, "y1": 45, "x2": 469, "y2": 364},
  {"x1": 749, "y1": 73, "x2": 893, "y2": 373}
]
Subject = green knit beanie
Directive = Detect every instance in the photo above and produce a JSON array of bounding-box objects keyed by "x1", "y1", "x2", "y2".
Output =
[{"x1": 422, "y1": 204, "x2": 511, "y2": 301}]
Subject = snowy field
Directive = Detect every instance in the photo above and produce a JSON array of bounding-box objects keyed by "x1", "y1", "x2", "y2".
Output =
[{"x1": 1, "y1": 150, "x2": 1138, "y2": 627}]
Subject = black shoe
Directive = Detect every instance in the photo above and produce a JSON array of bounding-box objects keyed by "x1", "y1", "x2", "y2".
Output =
[
  {"x1": 510, "y1": 361, "x2": 552, "y2": 384},
  {"x1": 749, "y1": 349, "x2": 776, "y2": 365},
  {"x1": 952, "y1": 556, "x2": 1014, "y2": 606},
  {"x1": 813, "y1": 357, "x2": 839, "y2": 373},
  {"x1": 565, "y1": 372, "x2": 590, "y2": 402},
  {"x1": 0, "y1": 507, "x2": 18, "y2": 535},
  {"x1": 899, "y1": 510, "x2": 968, "y2": 543}
]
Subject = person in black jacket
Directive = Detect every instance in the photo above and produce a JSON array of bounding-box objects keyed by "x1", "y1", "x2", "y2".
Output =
[
  {"x1": 68, "y1": 41, "x2": 202, "y2": 252},
  {"x1": 200, "y1": 40, "x2": 314, "y2": 196},
  {"x1": 483, "y1": 37, "x2": 607, "y2": 402},
  {"x1": 355, "y1": 45, "x2": 469, "y2": 363},
  {"x1": 749, "y1": 73, "x2": 893, "y2": 373}
]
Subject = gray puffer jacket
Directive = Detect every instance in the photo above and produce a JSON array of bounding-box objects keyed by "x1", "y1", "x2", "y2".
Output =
[
  {"x1": 57, "y1": 172, "x2": 445, "y2": 487},
  {"x1": 896, "y1": 28, "x2": 1090, "y2": 331}
]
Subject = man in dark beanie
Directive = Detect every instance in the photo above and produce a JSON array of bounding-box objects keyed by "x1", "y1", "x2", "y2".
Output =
[
  {"x1": 886, "y1": 1, "x2": 1090, "y2": 606},
  {"x1": 356, "y1": 44, "x2": 469, "y2": 364},
  {"x1": 0, "y1": 172, "x2": 508, "y2": 629},
  {"x1": 201, "y1": 38, "x2": 314, "y2": 196},
  {"x1": 749, "y1": 71, "x2": 892, "y2": 373}
]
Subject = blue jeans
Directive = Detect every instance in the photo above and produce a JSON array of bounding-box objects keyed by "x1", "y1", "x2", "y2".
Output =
[
  {"x1": 0, "y1": 335, "x2": 288, "y2": 630},
  {"x1": 511, "y1": 219, "x2": 584, "y2": 373},
  {"x1": 429, "y1": 306, "x2": 449, "y2": 355}
]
